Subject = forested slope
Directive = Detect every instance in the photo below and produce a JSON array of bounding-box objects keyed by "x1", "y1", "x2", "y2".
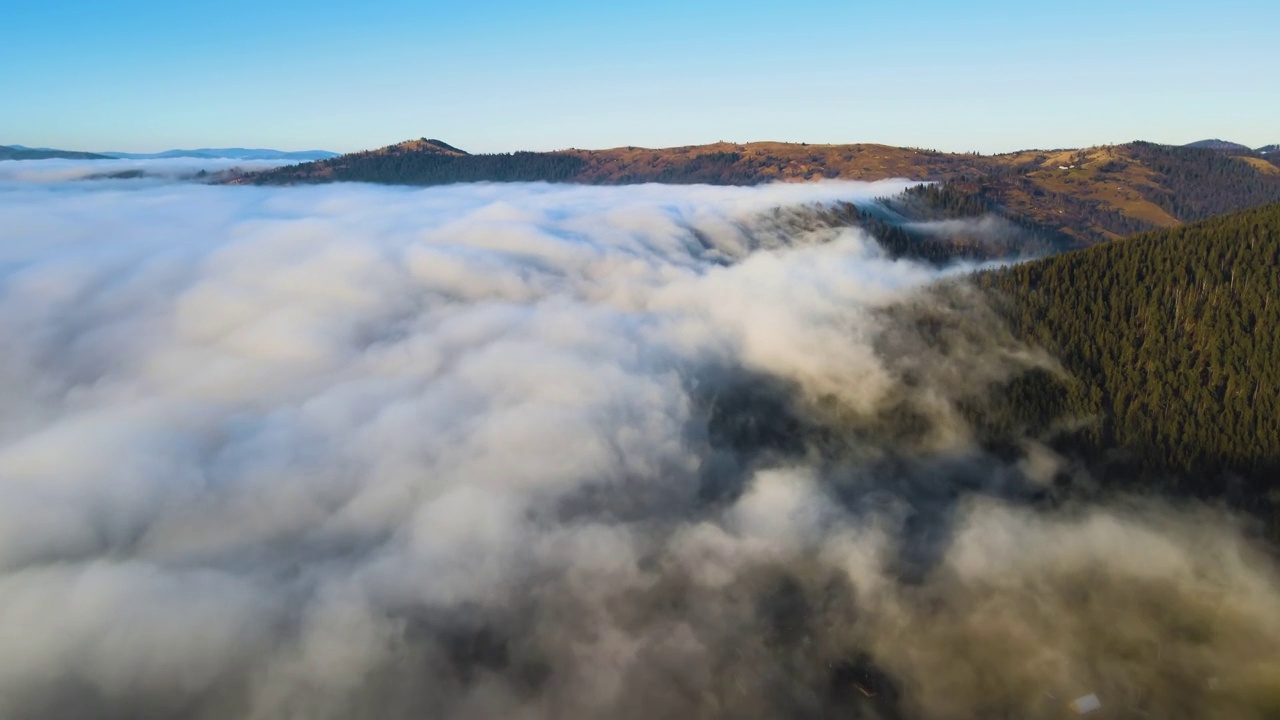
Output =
[{"x1": 974, "y1": 203, "x2": 1280, "y2": 522}]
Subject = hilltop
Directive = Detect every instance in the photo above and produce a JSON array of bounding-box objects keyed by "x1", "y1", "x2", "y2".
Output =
[
  {"x1": 1183, "y1": 138, "x2": 1254, "y2": 152},
  {"x1": 242, "y1": 138, "x2": 1280, "y2": 246}
]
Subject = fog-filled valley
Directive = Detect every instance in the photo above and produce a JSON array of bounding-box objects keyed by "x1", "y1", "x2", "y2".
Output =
[{"x1": 1, "y1": 165, "x2": 1278, "y2": 719}]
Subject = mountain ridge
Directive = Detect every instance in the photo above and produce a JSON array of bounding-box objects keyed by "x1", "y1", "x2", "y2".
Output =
[
  {"x1": 240, "y1": 138, "x2": 1280, "y2": 246},
  {"x1": 101, "y1": 147, "x2": 339, "y2": 161},
  {"x1": 0, "y1": 145, "x2": 110, "y2": 160},
  {"x1": 2, "y1": 144, "x2": 338, "y2": 161},
  {"x1": 1183, "y1": 138, "x2": 1253, "y2": 152}
]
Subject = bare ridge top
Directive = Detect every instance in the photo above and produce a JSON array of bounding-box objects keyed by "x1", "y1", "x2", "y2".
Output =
[{"x1": 381, "y1": 138, "x2": 469, "y2": 156}]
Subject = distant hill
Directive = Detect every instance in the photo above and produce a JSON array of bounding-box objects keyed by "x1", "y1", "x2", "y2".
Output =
[
  {"x1": 2, "y1": 144, "x2": 336, "y2": 162},
  {"x1": 1183, "y1": 138, "x2": 1254, "y2": 153},
  {"x1": 242, "y1": 138, "x2": 1280, "y2": 246},
  {"x1": 101, "y1": 148, "x2": 339, "y2": 161},
  {"x1": 246, "y1": 138, "x2": 990, "y2": 187},
  {"x1": 974, "y1": 203, "x2": 1280, "y2": 532},
  {"x1": 1259, "y1": 145, "x2": 1280, "y2": 155},
  {"x1": 0, "y1": 145, "x2": 109, "y2": 160},
  {"x1": 242, "y1": 137, "x2": 592, "y2": 186}
]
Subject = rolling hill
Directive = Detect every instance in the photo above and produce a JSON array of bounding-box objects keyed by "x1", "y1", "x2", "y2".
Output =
[
  {"x1": 1183, "y1": 138, "x2": 1253, "y2": 152},
  {"x1": 241, "y1": 138, "x2": 1280, "y2": 247}
]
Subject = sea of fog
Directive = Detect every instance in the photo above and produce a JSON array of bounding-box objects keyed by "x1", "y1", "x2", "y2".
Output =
[{"x1": 1, "y1": 161, "x2": 1277, "y2": 719}]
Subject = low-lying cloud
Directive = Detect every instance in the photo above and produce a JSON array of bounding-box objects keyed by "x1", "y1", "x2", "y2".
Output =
[
  {"x1": 0, "y1": 157, "x2": 289, "y2": 184},
  {"x1": 0, "y1": 170, "x2": 1276, "y2": 719}
]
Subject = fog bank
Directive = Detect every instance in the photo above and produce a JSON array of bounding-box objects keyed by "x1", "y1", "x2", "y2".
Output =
[{"x1": 0, "y1": 172, "x2": 1276, "y2": 719}]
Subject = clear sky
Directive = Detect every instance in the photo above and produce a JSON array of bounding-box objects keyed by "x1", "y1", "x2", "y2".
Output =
[{"x1": 3, "y1": 0, "x2": 1278, "y2": 154}]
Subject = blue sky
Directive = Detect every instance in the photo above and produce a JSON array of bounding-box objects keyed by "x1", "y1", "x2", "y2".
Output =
[{"x1": 3, "y1": 0, "x2": 1277, "y2": 154}]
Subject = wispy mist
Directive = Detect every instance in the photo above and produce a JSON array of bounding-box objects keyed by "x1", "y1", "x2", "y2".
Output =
[
  {"x1": 0, "y1": 157, "x2": 289, "y2": 185},
  {"x1": 0, "y1": 170, "x2": 1276, "y2": 719}
]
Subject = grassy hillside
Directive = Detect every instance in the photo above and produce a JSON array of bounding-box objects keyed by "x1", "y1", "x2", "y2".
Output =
[
  {"x1": 973, "y1": 203, "x2": 1280, "y2": 526},
  {"x1": 243, "y1": 139, "x2": 1280, "y2": 248}
]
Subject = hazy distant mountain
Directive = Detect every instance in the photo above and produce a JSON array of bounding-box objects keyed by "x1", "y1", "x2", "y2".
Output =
[
  {"x1": 1259, "y1": 144, "x2": 1280, "y2": 155},
  {"x1": 102, "y1": 148, "x2": 339, "y2": 161},
  {"x1": 1, "y1": 145, "x2": 109, "y2": 160},
  {"x1": 3, "y1": 144, "x2": 337, "y2": 162},
  {"x1": 1183, "y1": 139, "x2": 1253, "y2": 153}
]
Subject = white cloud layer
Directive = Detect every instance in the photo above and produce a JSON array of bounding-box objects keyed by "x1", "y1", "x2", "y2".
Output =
[
  {"x1": 0, "y1": 157, "x2": 289, "y2": 184},
  {"x1": 0, "y1": 169, "x2": 1276, "y2": 719}
]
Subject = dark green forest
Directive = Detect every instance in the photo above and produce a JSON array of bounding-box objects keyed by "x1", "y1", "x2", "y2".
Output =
[
  {"x1": 1124, "y1": 142, "x2": 1280, "y2": 221},
  {"x1": 257, "y1": 151, "x2": 590, "y2": 185},
  {"x1": 596, "y1": 151, "x2": 784, "y2": 185},
  {"x1": 972, "y1": 203, "x2": 1280, "y2": 528},
  {"x1": 254, "y1": 148, "x2": 780, "y2": 186},
  {"x1": 814, "y1": 184, "x2": 1073, "y2": 264}
]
